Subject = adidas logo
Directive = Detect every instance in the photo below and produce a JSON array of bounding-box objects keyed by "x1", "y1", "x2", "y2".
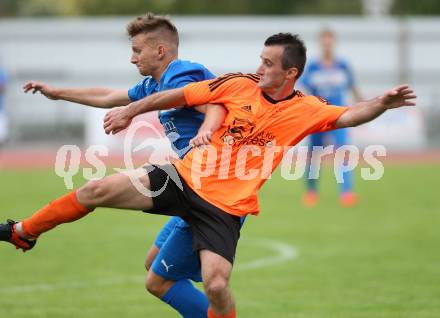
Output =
[{"x1": 241, "y1": 105, "x2": 252, "y2": 112}]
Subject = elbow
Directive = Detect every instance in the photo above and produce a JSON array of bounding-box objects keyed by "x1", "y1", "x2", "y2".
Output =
[
  {"x1": 350, "y1": 120, "x2": 361, "y2": 128},
  {"x1": 218, "y1": 105, "x2": 228, "y2": 120},
  {"x1": 100, "y1": 101, "x2": 114, "y2": 108}
]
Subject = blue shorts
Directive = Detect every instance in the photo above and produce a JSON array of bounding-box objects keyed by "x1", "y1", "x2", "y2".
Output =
[
  {"x1": 151, "y1": 215, "x2": 247, "y2": 282},
  {"x1": 152, "y1": 216, "x2": 202, "y2": 282}
]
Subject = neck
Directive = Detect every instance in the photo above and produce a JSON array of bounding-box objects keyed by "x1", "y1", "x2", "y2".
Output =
[
  {"x1": 263, "y1": 80, "x2": 296, "y2": 101},
  {"x1": 322, "y1": 52, "x2": 334, "y2": 66},
  {"x1": 151, "y1": 56, "x2": 176, "y2": 82}
]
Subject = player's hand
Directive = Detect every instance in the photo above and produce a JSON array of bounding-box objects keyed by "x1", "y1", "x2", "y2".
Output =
[
  {"x1": 190, "y1": 129, "x2": 213, "y2": 147},
  {"x1": 103, "y1": 106, "x2": 133, "y2": 135},
  {"x1": 23, "y1": 81, "x2": 59, "y2": 100},
  {"x1": 379, "y1": 84, "x2": 417, "y2": 109}
]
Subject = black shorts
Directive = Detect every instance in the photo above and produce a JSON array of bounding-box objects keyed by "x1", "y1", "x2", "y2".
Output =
[{"x1": 144, "y1": 164, "x2": 241, "y2": 265}]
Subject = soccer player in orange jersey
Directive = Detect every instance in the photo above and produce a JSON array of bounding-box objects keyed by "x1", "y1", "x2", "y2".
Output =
[{"x1": 1, "y1": 33, "x2": 415, "y2": 318}]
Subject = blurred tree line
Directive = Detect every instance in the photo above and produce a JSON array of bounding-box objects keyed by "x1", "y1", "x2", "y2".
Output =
[{"x1": 0, "y1": 0, "x2": 439, "y2": 16}]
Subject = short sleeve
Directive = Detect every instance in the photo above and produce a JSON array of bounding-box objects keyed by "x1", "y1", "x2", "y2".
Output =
[
  {"x1": 306, "y1": 96, "x2": 349, "y2": 132},
  {"x1": 165, "y1": 66, "x2": 215, "y2": 90},
  {"x1": 182, "y1": 79, "x2": 217, "y2": 106},
  {"x1": 161, "y1": 60, "x2": 215, "y2": 89},
  {"x1": 183, "y1": 74, "x2": 250, "y2": 107},
  {"x1": 128, "y1": 77, "x2": 153, "y2": 101}
]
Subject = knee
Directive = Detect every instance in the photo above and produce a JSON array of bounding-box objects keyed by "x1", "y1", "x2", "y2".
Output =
[
  {"x1": 77, "y1": 179, "x2": 108, "y2": 206},
  {"x1": 145, "y1": 273, "x2": 167, "y2": 298},
  {"x1": 203, "y1": 273, "x2": 228, "y2": 298}
]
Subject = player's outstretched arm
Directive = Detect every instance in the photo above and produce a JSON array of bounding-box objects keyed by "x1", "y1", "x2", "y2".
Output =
[
  {"x1": 23, "y1": 80, "x2": 130, "y2": 108},
  {"x1": 335, "y1": 84, "x2": 416, "y2": 128},
  {"x1": 190, "y1": 104, "x2": 227, "y2": 147},
  {"x1": 103, "y1": 87, "x2": 186, "y2": 135}
]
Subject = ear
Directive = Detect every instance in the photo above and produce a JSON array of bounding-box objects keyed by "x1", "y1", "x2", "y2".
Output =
[
  {"x1": 286, "y1": 67, "x2": 298, "y2": 80},
  {"x1": 157, "y1": 44, "x2": 166, "y2": 59}
]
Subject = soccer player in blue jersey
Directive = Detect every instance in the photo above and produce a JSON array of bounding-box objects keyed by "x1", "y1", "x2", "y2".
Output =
[
  {"x1": 300, "y1": 28, "x2": 363, "y2": 207},
  {"x1": 0, "y1": 65, "x2": 8, "y2": 148},
  {"x1": 23, "y1": 12, "x2": 221, "y2": 318}
]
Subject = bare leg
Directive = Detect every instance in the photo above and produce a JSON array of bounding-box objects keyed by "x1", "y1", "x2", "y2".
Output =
[
  {"x1": 17, "y1": 168, "x2": 154, "y2": 239},
  {"x1": 146, "y1": 270, "x2": 176, "y2": 298},
  {"x1": 144, "y1": 245, "x2": 160, "y2": 270},
  {"x1": 76, "y1": 168, "x2": 153, "y2": 210},
  {"x1": 200, "y1": 249, "x2": 235, "y2": 315},
  {"x1": 144, "y1": 245, "x2": 176, "y2": 298}
]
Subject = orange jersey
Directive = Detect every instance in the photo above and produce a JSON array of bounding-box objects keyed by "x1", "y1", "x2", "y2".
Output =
[{"x1": 175, "y1": 73, "x2": 348, "y2": 216}]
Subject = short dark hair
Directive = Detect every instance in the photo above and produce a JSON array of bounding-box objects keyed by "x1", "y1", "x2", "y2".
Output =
[
  {"x1": 264, "y1": 33, "x2": 307, "y2": 79},
  {"x1": 127, "y1": 12, "x2": 179, "y2": 46}
]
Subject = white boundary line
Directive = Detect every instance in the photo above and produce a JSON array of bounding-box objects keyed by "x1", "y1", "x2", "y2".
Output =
[
  {"x1": 0, "y1": 238, "x2": 298, "y2": 294},
  {"x1": 235, "y1": 238, "x2": 298, "y2": 271}
]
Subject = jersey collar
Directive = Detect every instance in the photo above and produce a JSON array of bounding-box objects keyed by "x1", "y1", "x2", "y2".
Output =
[{"x1": 262, "y1": 90, "x2": 298, "y2": 104}]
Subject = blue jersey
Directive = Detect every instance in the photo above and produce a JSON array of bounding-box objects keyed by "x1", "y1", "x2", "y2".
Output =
[
  {"x1": 128, "y1": 59, "x2": 216, "y2": 158},
  {"x1": 300, "y1": 58, "x2": 354, "y2": 106},
  {"x1": 0, "y1": 69, "x2": 7, "y2": 112}
]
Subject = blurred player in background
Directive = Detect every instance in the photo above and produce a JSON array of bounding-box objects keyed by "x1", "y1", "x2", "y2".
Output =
[
  {"x1": 300, "y1": 28, "x2": 363, "y2": 207},
  {"x1": 22, "y1": 12, "x2": 220, "y2": 318},
  {"x1": 0, "y1": 64, "x2": 8, "y2": 151}
]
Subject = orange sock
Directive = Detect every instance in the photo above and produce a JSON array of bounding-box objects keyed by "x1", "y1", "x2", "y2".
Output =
[
  {"x1": 22, "y1": 191, "x2": 93, "y2": 238},
  {"x1": 208, "y1": 307, "x2": 236, "y2": 318}
]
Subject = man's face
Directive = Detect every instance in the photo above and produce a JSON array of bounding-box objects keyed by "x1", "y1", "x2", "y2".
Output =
[
  {"x1": 320, "y1": 32, "x2": 335, "y2": 55},
  {"x1": 256, "y1": 45, "x2": 289, "y2": 91},
  {"x1": 130, "y1": 33, "x2": 160, "y2": 76}
]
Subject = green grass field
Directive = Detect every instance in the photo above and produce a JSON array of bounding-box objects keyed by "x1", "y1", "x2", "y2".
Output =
[{"x1": 1, "y1": 165, "x2": 439, "y2": 318}]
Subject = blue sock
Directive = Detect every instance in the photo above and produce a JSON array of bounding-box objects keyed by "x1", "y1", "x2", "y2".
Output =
[{"x1": 161, "y1": 279, "x2": 208, "y2": 318}]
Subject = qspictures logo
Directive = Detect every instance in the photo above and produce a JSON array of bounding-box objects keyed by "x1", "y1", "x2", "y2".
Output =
[{"x1": 54, "y1": 120, "x2": 387, "y2": 196}]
